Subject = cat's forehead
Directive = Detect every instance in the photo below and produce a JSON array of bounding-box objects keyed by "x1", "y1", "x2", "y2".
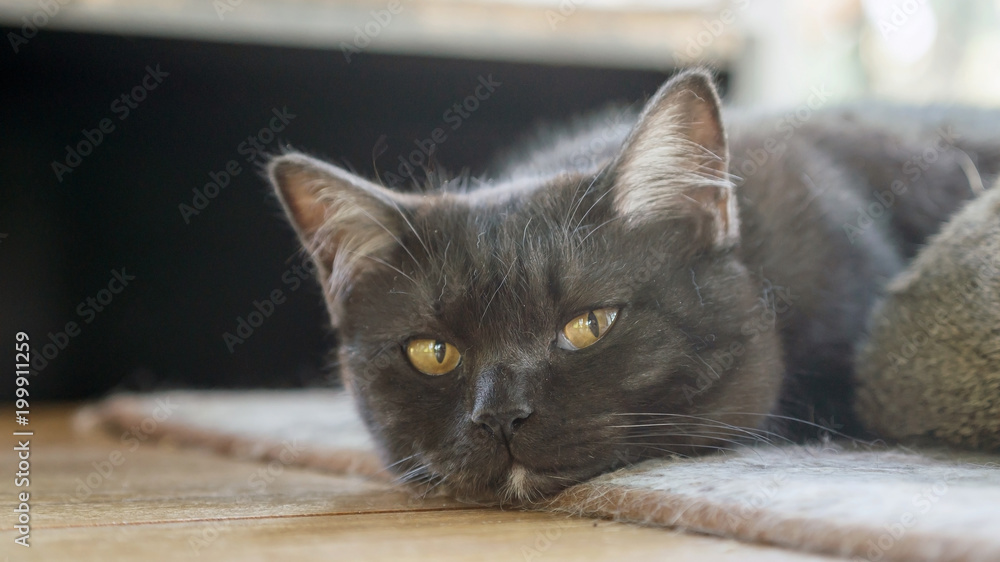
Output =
[
  {"x1": 414, "y1": 174, "x2": 599, "y2": 265},
  {"x1": 436, "y1": 172, "x2": 596, "y2": 224},
  {"x1": 392, "y1": 173, "x2": 629, "y2": 325}
]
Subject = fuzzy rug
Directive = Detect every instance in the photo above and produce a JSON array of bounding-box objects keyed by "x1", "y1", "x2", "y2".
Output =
[{"x1": 80, "y1": 390, "x2": 1000, "y2": 562}]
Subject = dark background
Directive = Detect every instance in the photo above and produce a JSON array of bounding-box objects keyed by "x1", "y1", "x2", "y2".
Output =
[{"x1": 0, "y1": 28, "x2": 727, "y2": 400}]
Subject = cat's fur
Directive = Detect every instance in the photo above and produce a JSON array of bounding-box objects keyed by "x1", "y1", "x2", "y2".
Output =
[
  {"x1": 855, "y1": 180, "x2": 1000, "y2": 451},
  {"x1": 268, "y1": 70, "x2": 1000, "y2": 503}
]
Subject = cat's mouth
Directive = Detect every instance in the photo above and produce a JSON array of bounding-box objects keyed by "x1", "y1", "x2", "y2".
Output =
[
  {"x1": 484, "y1": 463, "x2": 547, "y2": 504},
  {"x1": 423, "y1": 460, "x2": 585, "y2": 505},
  {"x1": 504, "y1": 463, "x2": 533, "y2": 501},
  {"x1": 502, "y1": 462, "x2": 567, "y2": 503},
  {"x1": 493, "y1": 460, "x2": 610, "y2": 505}
]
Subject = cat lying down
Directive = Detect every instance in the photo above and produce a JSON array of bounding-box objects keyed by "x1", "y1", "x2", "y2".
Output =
[{"x1": 266, "y1": 69, "x2": 1000, "y2": 503}]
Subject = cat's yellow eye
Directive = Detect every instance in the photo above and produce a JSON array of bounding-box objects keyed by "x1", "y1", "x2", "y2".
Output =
[
  {"x1": 406, "y1": 339, "x2": 461, "y2": 376},
  {"x1": 558, "y1": 308, "x2": 619, "y2": 351}
]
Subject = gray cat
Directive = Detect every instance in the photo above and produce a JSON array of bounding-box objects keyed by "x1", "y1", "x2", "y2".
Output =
[{"x1": 268, "y1": 70, "x2": 1000, "y2": 503}]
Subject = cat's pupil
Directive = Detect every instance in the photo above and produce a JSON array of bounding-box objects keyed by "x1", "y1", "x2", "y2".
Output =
[
  {"x1": 587, "y1": 311, "x2": 599, "y2": 338},
  {"x1": 433, "y1": 341, "x2": 446, "y2": 363}
]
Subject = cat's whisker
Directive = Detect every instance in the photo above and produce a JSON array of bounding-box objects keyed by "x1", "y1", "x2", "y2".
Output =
[
  {"x1": 395, "y1": 466, "x2": 425, "y2": 483},
  {"x1": 684, "y1": 351, "x2": 723, "y2": 380},
  {"x1": 479, "y1": 258, "x2": 517, "y2": 327},
  {"x1": 380, "y1": 453, "x2": 419, "y2": 473},
  {"x1": 521, "y1": 216, "x2": 534, "y2": 247},
  {"x1": 625, "y1": 431, "x2": 771, "y2": 459},
  {"x1": 626, "y1": 425, "x2": 773, "y2": 446},
  {"x1": 351, "y1": 205, "x2": 425, "y2": 276},
  {"x1": 529, "y1": 479, "x2": 545, "y2": 503},
  {"x1": 704, "y1": 411, "x2": 874, "y2": 444},
  {"x1": 614, "y1": 442, "x2": 739, "y2": 455},
  {"x1": 387, "y1": 199, "x2": 433, "y2": 264},
  {"x1": 395, "y1": 463, "x2": 434, "y2": 485},
  {"x1": 419, "y1": 473, "x2": 449, "y2": 498},
  {"x1": 611, "y1": 412, "x2": 797, "y2": 445},
  {"x1": 611, "y1": 420, "x2": 781, "y2": 446},
  {"x1": 576, "y1": 215, "x2": 623, "y2": 247},
  {"x1": 573, "y1": 177, "x2": 616, "y2": 234},
  {"x1": 544, "y1": 474, "x2": 585, "y2": 483},
  {"x1": 565, "y1": 172, "x2": 602, "y2": 228},
  {"x1": 348, "y1": 251, "x2": 417, "y2": 285},
  {"x1": 608, "y1": 416, "x2": 794, "y2": 447},
  {"x1": 620, "y1": 423, "x2": 767, "y2": 444},
  {"x1": 615, "y1": 440, "x2": 740, "y2": 451},
  {"x1": 617, "y1": 410, "x2": 875, "y2": 447}
]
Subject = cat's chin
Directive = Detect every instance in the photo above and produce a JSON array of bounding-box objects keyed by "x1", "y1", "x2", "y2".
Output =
[
  {"x1": 498, "y1": 463, "x2": 559, "y2": 504},
  {"x1": 432, "y1": 461, "x2": 613, "y2": 506}
]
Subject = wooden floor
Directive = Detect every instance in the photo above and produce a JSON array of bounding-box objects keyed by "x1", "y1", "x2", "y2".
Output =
[{"x1": 3, "y1": 405, "x2": 839, "y2": 561}]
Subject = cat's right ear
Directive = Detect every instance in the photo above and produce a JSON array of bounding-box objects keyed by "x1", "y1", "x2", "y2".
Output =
[
  {"x1": 610, "y1": 69, "x2": 737, "y2": 251},
  {"x1": 268, "y1": 152, "x2": 410, "y2": 325}
]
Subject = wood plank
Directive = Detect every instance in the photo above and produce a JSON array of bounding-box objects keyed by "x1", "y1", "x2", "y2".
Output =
[
  {"x1": 4, "y1": 406, "x2": 469, "y2": 529},
  {"x1": 2, "y1": 405, "x2": 836, "y2": 561},
  {"x1": 5, "y1": 510, "x2": 839, "y2": 561}
]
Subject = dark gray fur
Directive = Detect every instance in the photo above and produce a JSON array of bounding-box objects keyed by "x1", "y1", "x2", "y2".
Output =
[{"x1": 268, "y1": 70, "x2": 1000, "y2": 503}]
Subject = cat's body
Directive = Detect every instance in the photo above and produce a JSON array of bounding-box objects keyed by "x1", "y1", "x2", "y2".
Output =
[{"x1": 268, "y1": 71, "x2": 1000, "y2": 503}]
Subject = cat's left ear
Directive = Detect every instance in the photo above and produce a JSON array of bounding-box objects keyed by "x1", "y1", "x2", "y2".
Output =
[
  {"x1": 268, "y1": 152, "x2": 414, "y2": 326},
  {"x1": 611, "y1": 69, "x2": 737, "y2": 249}
]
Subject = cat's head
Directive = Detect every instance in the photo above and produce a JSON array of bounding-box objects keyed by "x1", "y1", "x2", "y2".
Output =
[{"x1": 268, "y1": 70, "x2": 782, "y2": 503}]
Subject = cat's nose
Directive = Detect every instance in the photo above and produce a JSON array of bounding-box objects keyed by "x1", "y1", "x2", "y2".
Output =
[{"x1": 472, "y1": 407, "x2": 533, "y2": 444}]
